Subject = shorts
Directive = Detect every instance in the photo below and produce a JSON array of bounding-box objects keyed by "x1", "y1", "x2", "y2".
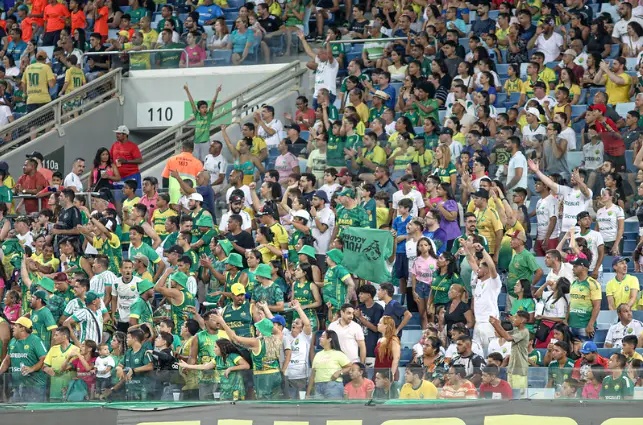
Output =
[
  {"x1": 534, "y1": 238, "x2": 559, "y2": 257},
  {"x1": 315, "y1": 7, "x2": 334, "y2": 21},
  {"x1": 27, "y1": 103, "x2": 46, "y2": 113},
  {"x1": 508, "y1": 373, "x2": 527, "y2": 390},
  {"x1": 415, "y1": 281, "x2": 431, "y2": 299},
  {"x1": 254, "y1": 371, "x2": 283, "y2": 400},
  {"x1": 394, "y1": 253, "x2": 409, "y2": 279}
]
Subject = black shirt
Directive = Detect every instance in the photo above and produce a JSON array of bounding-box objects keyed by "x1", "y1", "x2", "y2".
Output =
[
  {"x1": 57, "y1": 206, "x2": 82, "y2": 232},
  {"x1": 258, "y1": 15, "x2": 282, "y2": 33},
  {"x1": 383, "y1": 299, "x2": 408, "y2": 337},
  {"x1": 87, "y1": 45, "x2": 109, "y2": 71},
  {"x1": 358, "y1": 302, "x2": 384, "y2": 357},
  {"x1": 226, "y1": 230, "x2": 255, "y2": 268}
]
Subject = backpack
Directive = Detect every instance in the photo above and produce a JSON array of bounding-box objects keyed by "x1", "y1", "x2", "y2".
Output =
[{"x1": 66, "y1": 379, "x2": 89, "y2": 402}]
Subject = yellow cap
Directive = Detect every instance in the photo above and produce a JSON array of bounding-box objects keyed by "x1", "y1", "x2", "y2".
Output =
[
  {"x1": 231, "y1": 283, "x2": 246, "y2": 296},
  {"x1": 15, "y1": 316, "x2": 33, "y2": 329}
]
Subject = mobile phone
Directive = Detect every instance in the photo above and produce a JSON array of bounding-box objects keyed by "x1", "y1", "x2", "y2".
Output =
[{"x1": 550, "y1": 338, "x2": 558, "y2": 344}]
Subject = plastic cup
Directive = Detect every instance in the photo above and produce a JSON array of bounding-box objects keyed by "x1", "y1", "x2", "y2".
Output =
[
  {"x1": 172, "y1": 391, "x2": 180, "y2": 402},
  {"x1": 299, "y1": 391, "x2": 306, "y2": 400}
]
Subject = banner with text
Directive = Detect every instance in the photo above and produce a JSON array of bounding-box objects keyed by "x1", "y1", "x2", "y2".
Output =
[{"x1": 342, "y1": 227, "x2": 393, "y2": 284}]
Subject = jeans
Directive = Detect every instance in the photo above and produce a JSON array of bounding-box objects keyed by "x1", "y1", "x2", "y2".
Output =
[
  {"x1": 11, "y1": 385, "x2": 46, "y2": 403},
  {"x1": 314, "y1": 381, "x2": 344, "y2": 399},
  {"x1": 570, "y1": 326, "x2": 592, "y2": 342},
  {"x1": 303, "y1": 6, "x2": 313, "y2": 36}
]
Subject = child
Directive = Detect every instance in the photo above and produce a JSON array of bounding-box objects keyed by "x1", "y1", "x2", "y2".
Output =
[
  {"x1": 456, "y1": 151, "x2": 472, "y2": 175},
  {"x1": 36, "y1": 171, "x2": 65, "y2": 197},
  {"x1": 374, "y1": 191, "x2": 391, "y2": 229},
  {"x1": 503, "y1": 64, "x2": 524, "y2": 97},
  {"x1": 487, "y1": 320, "x2": 513, "y2": 366},
  {"x1": 622, "y1": 335, "x2": 643, "y2": 364},
  {"x1": 318, "y1": 168, "x2": 341, "y2": 201},
  {"x1": 410, "y1": 237, "x2": 438, "y2": 329},
  {"x1": 95, "y1": 343, "x2": 115, "y2": 397},
  {"x1": 582, "y1": 363, "x2": 605, "y2": 399},
  {"x1": 559, "y1": 378, "x2": 582, "y2": 399},
  {"x1": 546, "y1": 87, "x2": 571, "y2": 123},
  {"x1": 159, "y1": 319, "x2": 182, "y2": 350},
  {"x1": 484, "y1": 33, "x2": 502, "y2": 64},
  {"x1": 3, "y1": 290, "x2": 21, "y2": 323}
]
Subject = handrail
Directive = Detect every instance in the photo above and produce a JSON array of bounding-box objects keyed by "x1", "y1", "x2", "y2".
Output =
[
  {"x1": 329, "y1": 37, "x2": 407, "y2": 44},
  {"x1": 0, "y1": 68, "x2": 122, "y2": 155},
  {"x1": 82, "y1": 48, "x2": 190, "y2": 69}
]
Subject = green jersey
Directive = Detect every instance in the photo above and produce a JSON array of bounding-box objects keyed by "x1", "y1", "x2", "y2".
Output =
[
  {"x1": 183, "y1": 249, "x2": 200, "y2": 275},
  {"x1": 222, "y1": 301, "x2": 254, "y2": 338},
  {"x1": 128, "y1": 6, "x2": 148, "y2": 23},
  {"x1": 251, "y1": 338, "x2": 280, "y2": 372},
  {"x1": 292, "y1": 281, "x2": 318, "y2": 329},
  {"x1": 600, "y1": 374, "x2": 635, "y2": 400},
  {"x1": 8, "y1": 334, "x2": 48, "y2": 387},
  {"x1": 414, "y1": 98, "x2": 439, "y2": 123},
  {"x1": 548, "y1": 358, "x2": 575, "y2": 391},
  {"x1": 507, "y1": 249, "x2": 540, "y2": 297},
  {"x1": 245, "y1": 267, "x2": 258, "y2": 294},
  {"x1": 345, "y1": 134, "x2": 362, "y2": 151},
  {"x1": 162, "y1": 232, "x2": 179, "y2": 251},
  {"x1": 0, "y1": 185, "x2": 13, "y2": 204},
  {"x1": 120, "y1": 347, "x2": 152, "y2": 394},
  {"x1": 335, "y1": 205, "x2": 370, "y2": 236},
  {"x1": 31, "y1": 306, "x2": 57, "y2": 350},
  {"x1": 528, "y1": 348, "x2": 543, "y2": 367},
  {"x1": 432, "y1": 272, "x2": 464, "y2": 305},
  {"x1": 510, "y1": 298, "x2": 536, "y2": 332},
  {"x1": 252, "y1": 282, "x2": 284, "y2": 307},
  {"x1": 361, "y1": 198, "x2": 377, "y2": 228},
  {"x1": 129, "y1": 297, "x2": 153, "y2": 325},
  {"x1": 170, "y1": 288, "x2": 194, "y2": 331},
  {"x1": 194, "y1": 111, "x2": 213, "y2": 144},
  {"x1": 288, "y1": 230, "x2": 307, "y2": 265},
  {"x1": 197, "y1": 229, "x2": 218, "y2": 256},
  {"x1": 196, "y1": 329, "x2": 225, "y2": 383},
  {"x1": 47, "y1": 293, "x2": 68, "y2": 324},
  {"x1": 128, "y1": 242, "x2": 161, "y2": 274},
  {"x1": 568, "y1": 277, "x2": 602, "y2": 329},
  {"x1": 326, "y1": 133, "x2": 346, "y2": 167},
  {"x1": 368, "y1": 106, "x2": 385, "y2": 123},
  {"x1": 205, "y1": 256, "x2": 227, "y2": 305},
  {"x1": 217, "y1": 352, "x2": 246, "y2": 400},
  {"x1": 323, "y1": 265, "x2": 351, "y2": 309},
  {"x1": 158, "y1": 42, "x2": 185, "y2": 68}
]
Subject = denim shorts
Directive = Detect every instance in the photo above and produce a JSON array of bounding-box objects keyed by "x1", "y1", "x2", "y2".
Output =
[
  {"x1": 416, "y1": 281, "x2": 431, "y2": 299},
  {"x1": 314, "y1": 381, "x2": 343, "y2": 400}
]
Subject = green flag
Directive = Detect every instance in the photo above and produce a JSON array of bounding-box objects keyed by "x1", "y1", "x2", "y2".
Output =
[{"x1": 342, "y1": 227, "x2": 393, "y2": 284}]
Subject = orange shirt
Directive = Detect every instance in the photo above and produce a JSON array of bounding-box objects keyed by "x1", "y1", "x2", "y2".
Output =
[
  {"x1": 161, "y1": 152, "x2": 204, "y2": 179},
  {"x1": 44, "y1": 3, "x2": 70, "y2": 32},
  {"x1": 31, "y1": 0, "x2": 47, "y2": 27},
  {"x1": 71, "y1": 10, "x2": 86, "y2": 34},
  {"x1": 21, "y1": 18, "x2": 34, "y2": 42},
  {"x1": 94, "y1": 6, "x2": 109, "y2": 36}
]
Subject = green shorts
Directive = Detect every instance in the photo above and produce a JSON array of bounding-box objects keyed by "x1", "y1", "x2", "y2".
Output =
[{"x1": 253, "y1": 371, "x2": 283, "y2": 400}]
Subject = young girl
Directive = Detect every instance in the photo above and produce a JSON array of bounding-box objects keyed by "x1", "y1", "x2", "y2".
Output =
[
  {"x1": 503, "y1": 63, "x2": 523, "y2": 97},
  {"x1": 179, "y1": 338, "x2": 250, "y2": 400},
  {"x1": 410, "y1": 237, "x2": 438, "y2": 329},
  {"x1": 582, "y1": 363, "x2": 605, "y2": 399},
  {"x1": 289, "y1": 262, "x2": 321, "y2": 330},
  {"x1": 3, "y1": 290, "x2": 21, "y2": 323}
]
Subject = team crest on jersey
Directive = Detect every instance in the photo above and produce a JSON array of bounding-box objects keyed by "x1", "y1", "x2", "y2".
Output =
[
  {"x1": 241, "y1": 312, "x2": 247, "y2": 317},
  {"x1": 627, "y1": 328, "x2": 633, "y2": 334},
  {"x1": 608, "y1": 211, "x2": 613, "y2": 216},
  {"x1": 130, "y1": 285, "x2": 136, "y2": 291},
  {"x1": 33, "y1": 316, "x2": 38, "y2": 322},
  {"x1": 135, "y1": 358, "x2": 140, "y2": 364},
  {"x1": 625, "y1": 286, "x2": 630, "y2": 291},
  {"x1": 615, "y1": 384, "x2": 620, "y2": 390},
  {"x1": 24, "y1": 345, "x2": 30, "y2": 350}
]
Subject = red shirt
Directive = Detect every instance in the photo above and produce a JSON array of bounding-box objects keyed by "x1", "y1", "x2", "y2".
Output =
[
  {"x1": 16, "y1": 171, "x2": 49, "y2": 213},
  {"x1": 71, "y1": 10, "x2": 87, "y2": 35},
  {"x1": 71, "y1": 356, "x2": 97, "y2": 389},
  {"x1": 295, "y1": 107, "x2": 316, "y2": 131},
  {"x1": 94, "y1": 6, "x2": 109, "y2": 36},
  {"x1": 479, "y1": 380, "x2": 513, "y2": 400},
  {"x1": 110, "y1": 140, "x2": 142, "y2": 179},
  {"x1": 44, "y1": 3, "x2": 70, "y2": 33},
  {"x1": 572, "y1": 354, "x2": 608, "y2": 380},
  {"x1": 31, "y1": 0, "x2": 47, "y2": 27},
  {"x1": 37, "y1": 167, "x2": 54, "y2": 184}
]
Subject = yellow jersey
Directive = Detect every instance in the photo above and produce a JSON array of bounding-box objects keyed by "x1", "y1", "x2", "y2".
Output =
[
  {"x1": 152, "y1": 207, "x2": 178, "y2": 236},
  {"x1": 125, "y1": 42, "x2": 151, "y2": 70},
  {"x1": 64, "y1": 66, "x2": 85, "y2": 95},
  {"x1": 399, "y1": 380, "x2": 439, "y2": 399},
  {"x1": 605, "y1": 73, "x2": 632, "y2": 105},
  {"x1": 474, "y1": 206, "x2": 504, "y2": 254},
  {"x1": 22, "y1": 62, "x2": 55, "y2": 104},
  {"x1": 606, "y1": 275, "x2": 640, "y2": 310},
  {"x1": 236, "y1": 136, "x2": 267, "y2": 157}
]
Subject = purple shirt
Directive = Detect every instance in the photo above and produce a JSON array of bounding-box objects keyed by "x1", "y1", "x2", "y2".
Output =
[{"x1": 439, "y1": 199, "x2": 460, "y2": 241}]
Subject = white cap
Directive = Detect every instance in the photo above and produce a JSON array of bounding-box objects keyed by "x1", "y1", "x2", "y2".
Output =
[
  {"x1": 113, "y1": 125, "x2": 130, "y2": 135},
  {"x1": 526, "y1": 107, "x2": 541, "y2": 117},
  {"x1": 189, "y1": 192, "x2": 204, "y2": 202},
  {"x1": 293, "y1": 210, "x2": 311, "y2": 222}
]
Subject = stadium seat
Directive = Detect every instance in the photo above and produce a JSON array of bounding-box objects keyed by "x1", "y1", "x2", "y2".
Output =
[
  {"x1": 211, "y1": 49, "x2": 232, "y2": 65},
  {"x1": 607, "y1": 44, "x2": 620, "y2": 59},
  {"x1": 496, "y1": 64, "x2": 509, "y2": 77},
  {"x1": 615, "y1": 102, "x2": 635, "y2": 118},
  {"x1": 633, "y1": 311, "x2": 643, "y2": 322},
  {"x1": 626, "y1": 57, "x2": 639, "y2": 71},
  {"x1": 624, "y1": 239, "x2": 637, "y2": 255},
  {"x1": 495, "y1": 92, "x2": 507, "y2": 107},
  {"x1": 400, "y1": 347, "x2": 414, "y2": 366},
  {"x1": 595, "y1": 329, "x2": 609, "y2": 347},
  {"x1": 498, "y1": 292, "x2": 506, "y2": 312},
  {"x1": 600, "y1": 294, "x2": 610, "y2": 311},
  {"x1": 570, "y1": 105, "x2": 585, "y2": 119},
  {"x1": 597, "y1": 347, "x2": 619, "y2": 358},
  {"x1": 571, "y1": 119, "x2": 585, "y2": 135},
  {"x1": 597, "y1": 310, "x2": 617, "y2": 327},
  {"x1": 528, "y1": 366, "x2": 548, "y2": 388},
  {"x1": 401, "y1": 329, "x2": 422, "y2": 349},
  {"x1": 407, "y1": 313, "x2": 422, "y2": 329},
  {"x1": 625, "y1": 221, "x2": 639, "y2": 233},
  {"x1": 503, "y1": 92, "x2": 520, "y2": 109},
  {"x1": 567, "y1": 151, "x2": 583, "y2": 170},
  {"x1": 488, "y1": 9, "x2": 500, "y2": 19},
  {"x1": 587, "y1": 87, "x2": 603, "y2": 103}
]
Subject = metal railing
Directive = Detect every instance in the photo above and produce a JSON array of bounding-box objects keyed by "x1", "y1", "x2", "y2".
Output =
[
  {"x1": 82, "y1": 48, "x2": 190, "y2": 70},
  {"x1": 0, "y1": 69, "x2": 122, "y2": 156},
  {"x1": 11, "y1": 191, "x2": 100, "y2": 217},
  {"x1": 328, "y1": 37, "x2": 407, "y2": 44},
  {"x1": 118, "y1": 60, "x2": 309, "y2": 177}
]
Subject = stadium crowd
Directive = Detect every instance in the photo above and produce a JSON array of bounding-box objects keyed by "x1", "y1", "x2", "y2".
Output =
[{"x1": 2, "y1": 0, "x2": 643, "y2": 406}]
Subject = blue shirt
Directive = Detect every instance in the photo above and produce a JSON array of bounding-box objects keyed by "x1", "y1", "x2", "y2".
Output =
[
  {"x1": 520, "y1": 24, "x2": 536, "y2": 41},
  {"x1": 195, "y1": 4, "x2": 223, "y2": 25},
  {"x1": 6, "y1": 40, "x2": 27, "y2": 63},
  {"x1": 392, "y1": 215, "x2": 411, "y2": 254},
  {"x1": 196, "y1": 185, "x2": 216, "y2": 223},
  {"x1": 378, "y1": 84, "x2": 396, "y2": 109},
  {"x1": 470, "y1": 18, "x2": 496, "y2": 37},
  {"x1": 230, "y1": 29, "x2": 256, "y2": 54}
]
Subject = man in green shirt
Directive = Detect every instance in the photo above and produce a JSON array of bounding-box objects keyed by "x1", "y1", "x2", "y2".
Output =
[
  {"x1": 190, "y1": 309, "x2": 228, "y2": 400},
  {"x1": 128, "y1": 0, "x2": 148, "y2": 24},
  {"x1": 326, "y1": 121, "x2": 346, "y2": 168},
  {"x1": 322, "y1": 249, "x2": 355, "y2": 314},
  {"x1": 332, "y1": 187, "x2": 370, "y2": 239},
  {"x1": 0, "y1": 169, "x2": 12, "y2": 208},
  {"x1": 506, "y1": 230, "x2": 542, "y2": 311},
  {"x1": 157, "y1": 29, "x2": 185, "y2": 68},
  {"x1": 128, "y1": 225, "x2": 166, "y2": 280},
  {"x1": 30, "y1": 290, "x2": 57, "y2": 350},
  {"x1": 367, "y1": 91, "x2": 388, "y2": 123},
  {"x1": 547, "y1": 341, "x2": 575, "y2": 391},
  {"x1": 412, "y1": 82, "x2": 439, "y2": 123},
  {"x1": 184, "y1": 83, "x2": 222, "y2": 162},
  {"x1": 129, "y1": 280, "x2": 155, "y2": 327},
  {"x1": 0, "y1": 317, "x2": 48, "y2": 402},
  {"x1": 251, "y1": 264, "x2": 284, "y2": 311},
  {"x1": 115, "y1": 328, "x2": 153, "y2": 400},
  {"x1": 155, "y1": 269, "x2": 194, "y2": 332},
  {"x1": 600, "y1": 353, "x2": 635, "y2": 400},
  {"x1": 223, "y1": 283, "x2": 254, "y2": 338},
  {"x1": 568, "y1": 258, "x2": 602, "y2": 341}
]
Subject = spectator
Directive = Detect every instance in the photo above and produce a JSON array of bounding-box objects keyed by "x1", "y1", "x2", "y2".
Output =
[
  {"x1": 180, "y1": 31, "x2": 207, "y2": 68},
  {"x1": 470, "y1": 2, "x2": 496, "y2": 38},
  {"x1": 572, "y1": 341, "x2": 608, "y2": 382},
  {"x1": 440, "y1": 364, "x2": 478, "y2": 399},
  {"x1": 344, "y1": 362, "x2": 374, "y2": 399},
  {"x1": 622, "y1": 335, "x2": 643, "y2": 363},
  {"x1": 63, "y1": 158, "x2": 85, "y2": 193},
  {"x1": 594, "y1": 57, "x2": 632, "y2": 104},
  {"x1": 297, "y1": 30, "x2": 338, "y2": 107},
  {"x1": 203, "y1": 140, "x2": 228, "y2": 193},
  {"x1": 43, "y1": 0, "x2": 70, "y2": 46},
  {"x1": 184, "y1": 84, "x2": 223, "y2": 162},
  {"x1": 568, "y1": 258, "x2": 602, "y2": 342},
  {"x1": 110, "y1": 125, "x2": 143, "y2": 190},
  {"x1": 328, "y1": 303, "x2": 365, "y2": 363},
  {"x1": 600, "y1": 353, "x2": 635, "y2": 399},
  {"x1": 22, "y1": 50, "x2": 56, "y2": 112},
  {"x1": 604, "y1": 304, "x2": 643, "y2": 348},
  {"x1": 400, "y1": 366, "x2": 439, "y2": 399},
  {"x1": 479, "y1": 365, "x2": 513, "y2": 399},
  {"x1": 229, "y1": 17, "x2": 256, "y2": 66},
  {"x1": 307, "y1": 330, "x2": 350, "y2": 399},
  {"x1": 528, "y1": 15, "x2": 565, "y2": 63},
  {"x1": 15, "y1": 158, "x2": 49, "y2": 214}
]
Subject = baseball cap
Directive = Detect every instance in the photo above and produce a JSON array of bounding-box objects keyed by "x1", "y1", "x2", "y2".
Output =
[
  {"x1": 336, "y1": 169, "x2": 352, "y2": 177},
  {"x1": 337, "y1": 187, "x2": 356, "y2": 199},
  {"x1": 33, "y1": 290, "x2": 49, "y2": 303},
  {"x1": 229, "y1": 194, "x2": 243, "y2": 204},
  {"x1": 526, "y1": 107, "x2": 541, "y2": 117},
  {"x1": 532, "y1": 81, "x2": 546, "y2": 90},
  {"x1": 118, "y1": 30, "x2": 130, "y2": 37},
  {"x1": 189, "y1": 193, "x2": 204, "y2": 202},
  {"x1": 85, "y1": 291, "x2": 100, "y2": 304},
  {"x1": 27, "y1": 151, "x2": 44, "y2": 161},
  {"x1": 231, "y1": 282, "x2": 246, "y2": 296},
  {"x1": 313, "y1": 190, "x2": 329, "y2": 203},
  {"x1": 589, "y1": 104, "x2": 607, "y2": 114},
  {"x1": 285, "y1": 123, "x2": 301, "y2": 132},
  {"x1": 471, "y1": 188, "x2": 489, "y2": 199},
  {"x1": 271, "y1": 315, "x2": 287, "y2": 327},
  {"x1": 611, "y1": 256, "x2": 630, "y2": 269},
  {"x1": 113, "y1": 125, "x2": 130, "y2": 135},
  {"x1": 15, "y1": 317, "x2": 33, "y2": 329},
  {"x1": 293, "y1": 210, "x2": 311, "y2": 222},
  {"x1": 579, "y1": 341, "x2": 598, "y2": 354},
  {"x1": 570, "y1": 258, "x2": 590, "y2": 268},
  {"x1": 563, "y1": 49, "x2": 577, "y2": 58},
  {"x1": 256, "y1": 203, "x2": 276, "y2": 217},
  {"x1": 454, "y1": 99, "x2": 467, "y2": 108},
  {"x1": 440, "y1": 127, "x2": 454, "y2": 136},
  {"x1": 509, "y1": 230, "x2": 527, "y2": 243}
]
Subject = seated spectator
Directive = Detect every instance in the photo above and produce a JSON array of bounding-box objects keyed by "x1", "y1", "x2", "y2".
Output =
[
  {"x1": 344, "y1": 362, "x2": 374, "y2": 399},
  {"x1": 479, "y1": 365, "x2": 513, "y2": 399},
  {"x1": 605, "y1": 304, "x2": 643, "y2": 348},
  {"x1": 440, "y1": 364, "x2": 478, "y2": 399},
  {"x1": 400, "y1": 366, "x2": 439, "y2": 399},
  {"x1": 180, "y1": 31, "x2": 206, "y2": 68}
]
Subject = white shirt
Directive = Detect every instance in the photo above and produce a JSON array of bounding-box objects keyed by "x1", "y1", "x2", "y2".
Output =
[
  {"x1": 225, "y1": 185, "x2": 253, "y2": 209},
  {"x1": 319, "y1": 183, "x2": 341, "y2": 201},
  {"x1": 473, "y1": 275, "x2": 501, "y2": 323},
  {"x1": 219, "y1": 209, "x2": 252, "y2": 232},
  {"x1": 313, "y1": 56, "x2": 339, "y2": 96},
  {"x1": 557, "y1": 185, "x2": 593, "y2": 234},
  {"x1": 327, "y1": 319, "x2": 365, "y2": 363},
  {"x1": 538, "y1": 290, "x2": 570, "y2": 319},
  {"x1": 596, "y1": 204, "x2": 625, "y2": 243},
  {"x1": 506, "y1": 151, "x2": 528, "y2": 191},
  {"x1": 582, "y1": 141, "x2": 604, "y2": 171},
  {"x1": 487, "y1": 338, "x2": 512, "y2": 358},
  {"x1": 605, "y1": 320, "x2": 643, "y2": 348},
  {"x1": 64, "y1": 172, "x2": 84, "y2": 192},
  {"x1": 186, "y1": 275, "x2": 197, "y2": 296},
  {"x1": 545, "y1": 262, "x2": 575, "y2": 285},
  {"x1": 528, "y1": 96, "x2": 557, "y2": 109},
  {"x1": 114, "y1": 275, "x2": 141, "y2": 322},
  {"x1": 579, "y1": 229, "x2": 604, "y2": 272},
  {"x1": 283, "y1": 328, "x2": 312, "y2": 380},
  {"x1": 612, "y1": 16, "x2": 643, "y2": 42},
  {"x1": 449, "y1": 140, "x2": 463, "y2": 163},
  {"x1": 534, "y1": 32, "x2": 564, "y2": 63},
  {"x1": 258, "y1": 119, "x2": 284, "y2": 148},
  {"x1": 90, "y1": 270, "x2": 118, "y2": 298},
  {"x1": 536, "y1": 194, "x2": 560, "y2": 240},
  {"x1": 0, "y1": 104, "x2": 13, "y2": 126},
  {"x1": 95, "y1": 355, "x2": 115, "y2": 378},
  {"x1": 444, "y1": 341, "x2": 483, "y2": 359},
  {"x1": 203, "y1": 153, "x2": 228, "y2": 185},
  {"x1": 312, "y1": 205, "x2": 335, "y2": 255},
  {"x1": 392, "y1": 189, "x2": 426, "y2": 217},
  {"x1": 17, "y1": 232, "x2": 34, "y2": 250},
  {"x1": 559, "y1": 127, "x2": 577, "y2": 151},
  {"x1": 156, "y1": 30, "x2": 180, "y2": 45}
]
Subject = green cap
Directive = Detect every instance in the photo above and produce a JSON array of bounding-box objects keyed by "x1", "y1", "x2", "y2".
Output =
[
  {"x1": 32, "y1": 290, "x2": 49, "y2": 303},
  {"x1": 170, "y1": 271, "x2": 188, "y2": 288},
  {"x1": 137, "y1": 279, "x2": 155, "y2": 295},
  {"x1": 36, "y1": 277, "x2": 55, "y2": 293},
  {"x1": 196, "y1": 213, "x2": 214, "y2": 228},
  {"x1": 327, "y1": 249, "x2": 344, "y2": 265},
  {"x1": 85, "y1": 291, "x2": 100, "y2": 304},
  {"x1": 254, "y1": 318, "x2": 274, "y2": 336},
  {"x1": 218, "y1": 239, "x2": 233, "y2": 256},
  {"x1": 337, "y1": 187, "x2": 356, "y2": 199},
  {"x1": 254, "y1": 263, "x2": 272, "y2": 280},
  {"x1": 225, "y1": 253, "x2": 244, "y2": 268},
  {"x1": 298, "y1": 245, "x2": 316, "y2": 259}
]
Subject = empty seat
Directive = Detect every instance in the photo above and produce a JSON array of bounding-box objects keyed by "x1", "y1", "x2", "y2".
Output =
[
  {"x1": 633, "y1": 311, "x2": 643, "y2": 322},
  {"x1": 597, "y1": 347, "x2": 619, "y2": 358},
  {"x1": 407, "y1": 312, "x2": 422, "y2": 329},
  {"x1": 528, "y1": 366, "x2": 548, "y2": 388},
  {"x1": 624, "y1": 239, "x2": 637, "y2": 254},
  {"x1": 211, "y1": 49, "x2": 232, "y2": 64},
  {"x1": 400, "y1": 347, "x2": 414, "y2": 366},
  {"x1": 597, "y1": 310, "x2": 617, "y2": 326},
  {"x1": 496, "y1": 63, "x2": 509, "y2": 77},
  {"x1": 401, "y1": 329, "x2": 422, "y2": 349},
  {"x1": 498, "y1": 292, "x2": 507, "y2": 311},
  {"x1": 615, "y1": 102, "x2": 635, "y2": 118},
  {"x1": 571, "y1": 104, "x2": 585, "y2": 119},
  {"x1": 625, "y1": 221, "x2": 639, "y2": 234}
]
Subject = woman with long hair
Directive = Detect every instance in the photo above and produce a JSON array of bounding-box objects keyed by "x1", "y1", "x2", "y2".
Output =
[
  {"x1": 534, "y1": 276, "x2": 570, "y2": 348},
  {"x1": 289, "y1": 261, "x2": 321, "y2": 330},
  {"x1": 503, "y1": 63, "x2": 523, "y2": 96},
  {"x1": 62, "y1": 339, "x2": 98, "y2": 397},
  {"x1": 179, "y1": 338, "x2": 250, "y2": 400},
  {"x1": 596, "y1": 187, "x2": 625, "y2": 255},
  {"x1": 569, "y1": 13, "x2": 589, "y2": 41},
  {"x1": 506, "y1": 23, "x2": 528, "y2": 64},
  {"x1": 411, "y1": 237, "x2": 438, "y2": 329},
  {"x1": 405, "y1": 162, "x2": 426, "y2": 195},
  {"x1": 477, "y1": 71, "x2": 497, "y2": 106},
  {"x1": 88, "y1": 147, "x2": 121, "y2": 192},
  {"x1": 222, "y1": 128, "x2": 265, "y2": 186},
  {"x1": 270, "y1": 259, "x2": 288, "y2": 295},
  {"x1": 2, "y1": 55, "x2": 20, "y2": 78},
  {"x1": 73, "y1": 28, "x2": 87, "y2": 52},
  {"x1": 476, "y1": 104, "x2": 497, "y2": 137},
  {"x1": 429, "y1": 252, "x2": 463, "y2": 312},
  {"x1": 208, "y1": 18, "x2": 231, "y2": 52},
  {"x1": 388, "y1": 50, "x2": 408, "y2": 82},
  {"x1": 296, "y1": 242, "x2": 323, "y2": 283},
  {"x1": 243, "y1": 248, "x2": 262, "y2": 292},
  {"x1": 307, "y1": 330, "x2": 351, "y2": 399},
  {"x1": 441, "y1": 284, "x2": 474, "y2": 335},
  {"x1": 106, "y1": 0, "x2": 123, "y2": 29},
  {"x1": 19, "y1": 41, "x2": 37, "y2": 73},
  {"x1": 544, "y1": 323, "x2": 581, "y2": 364},
  {"x1": 256, "y1": 226, "x2": 280, "y2": 263},
  {"x1": 604, "y1": 173, "x2": 627, "y2": 210},
  {"x1": 374, "y1": 316, "x2": 401, "y2": 381},
  {"x1": 432, "y1": 144, "x2": 456, "y2": 193},
  {"x1": 580, "y1": 52, "x2": 603, "y2": 88},
  {"x1": 587, "y1": 18, "x2": 613, "y2": 58},
  {"x1": 624, "y1": 21, "x2": 643, "y2": 58},
  {"x1": 510, "y1": 279, "x2": 536, "y2": 332},
  {"x1": 397, "y1": 75, "x2": 418, "y2": 112},
  {"x1": 456, "y1": 61, "x2": 474, "y2": 90},
  {"x1": 556, "y1": 67, "x2": 582, "y2": 105}
]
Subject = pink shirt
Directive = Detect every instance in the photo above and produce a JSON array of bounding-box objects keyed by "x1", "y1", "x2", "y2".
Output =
[
  {"x1": 71, "y1": 357, "x2": 97, "y2": 389},
  {"x1": 274, "y1": 152, "x2": 299, "y2": 183},
  {"x1": 582, "y1": 382, "x2": 601, "y2": 399},
  {"x1": 411, "y1": 255, "x2": 438, "y2": 285},
  {"x1": 3, "y1": 304, "x2": 20, "y2": 323},
  {"x1": 181, "y1": 45, "x2": 206, "y2": 66},
  {"x1": 140, "y1": 192, "x2": 159, "y2": 223},
  {"x1": 344, "y1": 378, "x2": 375, "y2": 399}
]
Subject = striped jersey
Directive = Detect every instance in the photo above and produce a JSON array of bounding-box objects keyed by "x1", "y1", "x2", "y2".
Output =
[
  {"x1": 72, "y1": 308, "x2": 104, "y2": 344},
  {"x1": 90, "y1": 270, "x2": 118, "y2": 297}
]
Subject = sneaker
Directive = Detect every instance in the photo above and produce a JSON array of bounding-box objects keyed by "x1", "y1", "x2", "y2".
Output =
[
  {"x1": 315, "y1": 35, "x2": 323, "y2": 42},
  {"x1": 305, "y1": 34, "x2": 315, "y2": 41}
]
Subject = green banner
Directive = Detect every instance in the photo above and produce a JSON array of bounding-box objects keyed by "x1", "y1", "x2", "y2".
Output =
[
  {"x1": 183, "y1": 100, "x2": 233, "y2": 126},
  {"x1": 342, "y1": 227, "x2": 393, "y2": 284}
]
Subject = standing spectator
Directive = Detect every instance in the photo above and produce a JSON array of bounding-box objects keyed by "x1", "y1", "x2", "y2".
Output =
[
  {"x1": 506, "y1": 231, "x2": 543, "y2": 312},
  {"x1": 22, "y1": 51, "x2": 56, "y2": 112},
  {"x1": 594, "y1": 57, "x2": 632, "y2": 104},
  {"x1": 43, "y1": 0, "x2": 70, "y2": 46},
  {"x1": 254, "y1": 105, "x2": 284, "y2": 149},
  {"x1": 140, "y1": 177, "x2": 159, "y2": 223},
  {"x1": 576, "y1": 211, "x2": 605, "y2": 280},
  {"x1": 355, "y1": 285, "x2": 383, "y2": 368},
  {"x1": 110, "y1": 125, "x2": 143, "y2": 190},
  {"x1": 203, "y1": 140, "x2": 228, "y2": 193},
  {"x1": 15, "y1": 158, "x2": 48, "y2": 214},
  {"x1": 604, "y1": 304, "x2": 643, "y2": 348},
  {"x1": 307, "y1": 330, "x2": 350, "y2": 399},
  {"x1": 184, "y1": 84, "x2": 222, "y2": 162},
  {"x1": 505, "y1": 137, "x2": 528, "y2": 194},
  {"x1": 568, "y1": 258, "x2": 602, "y2": 342},
  {"x1": 52, "y1": 189, "x2": 82, "y2": 247},
  {"x1": 471, "y1": 189, "x2": 503, "y2": 263},
  {"x1": 64, "y1": 158, "x2": 85, "y2": 193},
  {"x1": 527, "y1": 16, "x2": 565, "y2": 63},
  {"x1": 491, "y1": 311, "x2": 531, "y2": 395},
  {"x1": 328, "y1": 303, "x2": 366, "y2": 364},
  {"x1": 533, "y1": 178, "x2": 559, "y2": 256},
  {"x1": 162, "y1": 141, "x2": 205, "y2": 205},
  {"x1": 470, "y1": 2, "x2": 496, "y2": 38},
  {"x1": 597, "y1": 189, "x2": 625, "y2": 256},
  {"x1": 296, "y1": 30, "x2": 338, "y2": 107}
]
